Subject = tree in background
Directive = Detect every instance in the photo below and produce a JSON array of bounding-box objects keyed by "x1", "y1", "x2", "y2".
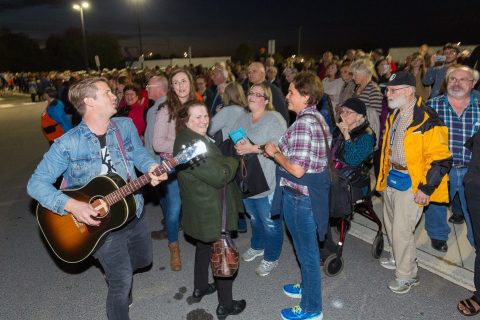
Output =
[
  {"x1": 45, "y1": 28, "x2": 122, "y2": 70},
  {"x1": 0, "y1": 28, "x2": 45, "y2": 71},
  {"x1": 232, "y1": 43, "x2": 255, "y2": 65}
]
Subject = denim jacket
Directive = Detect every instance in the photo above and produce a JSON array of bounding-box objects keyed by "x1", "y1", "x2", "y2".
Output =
[{"x1": 27, "y1": 117, "x2": 156, "y2": 218}]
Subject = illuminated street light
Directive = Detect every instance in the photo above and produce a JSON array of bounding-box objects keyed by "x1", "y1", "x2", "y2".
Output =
[{"x1": 73, "y1": 1, "x2": 90, "y2": 70}]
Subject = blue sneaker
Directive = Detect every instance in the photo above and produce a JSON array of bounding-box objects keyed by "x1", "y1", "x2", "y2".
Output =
[
  {"x1": 281, "y1": 305, "x2": 323, "y2": 320},
  {"x1": 283, "y1": 284, "x2": 302, "y2": 298}
]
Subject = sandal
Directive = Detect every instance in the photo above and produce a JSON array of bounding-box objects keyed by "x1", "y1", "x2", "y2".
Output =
[{"x1": 457, "y1": 295, "x2": 480, "y2": 316}]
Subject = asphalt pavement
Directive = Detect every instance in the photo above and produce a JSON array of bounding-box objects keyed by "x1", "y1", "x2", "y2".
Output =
[{"x1": 0, "y1": 94, "x2": 472, "y2": 320}]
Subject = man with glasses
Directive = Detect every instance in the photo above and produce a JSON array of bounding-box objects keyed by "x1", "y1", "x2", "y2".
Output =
[
  {"x1": 376, "y1": 72, "x2": 452, "y2": 294},
  {"x1": 424, "y1": 65, "x2": 479, "y2": 252},
  {"x1": 422, "y1": 43, "x2": 460, "y2": 98},
  {"x1": 144, "y1": 75, "x2": 169, "y2": 240},
  {"x1": 247, "y1": 62, "x2": 289, "y2": 123}
]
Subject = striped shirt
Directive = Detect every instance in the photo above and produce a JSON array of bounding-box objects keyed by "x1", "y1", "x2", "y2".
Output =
[
  {"x1": 427, "y1": 94, "x2": 480, "y2": 166},
  {"x1": 278, "y1": 106, "x2": 332, "y2": 195},
  {"x1": 354, "y1": 81, "x2": 383, "y2": 115}
]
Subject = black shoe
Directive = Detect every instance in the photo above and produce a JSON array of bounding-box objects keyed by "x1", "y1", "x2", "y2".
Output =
[
  {"x1": 448, "y1": 215, "x2": 465, "y2": 224},
  {"x1": 431, "y1": 239, "x2": 448, "y2": 252},
  {"x1": 216, "y1": 299, "x2": 246, "y2": 320},
  {"x1": 191, "y1": 283, "x2": 216, "y2": 303}
]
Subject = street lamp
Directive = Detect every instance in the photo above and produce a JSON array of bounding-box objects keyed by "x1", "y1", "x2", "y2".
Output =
[
  {"x1": 130, "y1": 0, "x2": 144, "y2": 67},
  {"x1": 73, "y1": 1, "x2": 90, "y2": 70}
]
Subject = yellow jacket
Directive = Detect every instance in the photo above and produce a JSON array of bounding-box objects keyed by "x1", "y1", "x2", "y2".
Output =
[{"x1": 376, "y1": 98, "x2": 452, "y2": 204}]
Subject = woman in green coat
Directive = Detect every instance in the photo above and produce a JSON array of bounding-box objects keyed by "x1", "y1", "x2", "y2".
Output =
[{"x1": 173, "y1": 100, "x2": 246, "y2": 320}]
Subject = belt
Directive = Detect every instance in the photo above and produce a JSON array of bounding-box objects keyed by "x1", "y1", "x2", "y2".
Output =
[{"x1": 391, "y1": 163, "x2": 408, "y2": 170}]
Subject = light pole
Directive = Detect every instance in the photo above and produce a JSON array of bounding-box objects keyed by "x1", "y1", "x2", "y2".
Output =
[
  {"x1": 73, "y1": 1, "x2": 90, "y2": 70},
  {"x1": 131, "y1": 0, "x2": 144, "y2": 68}
]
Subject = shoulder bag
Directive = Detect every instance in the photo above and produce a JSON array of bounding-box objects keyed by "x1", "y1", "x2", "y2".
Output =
[{"x1": 210, "y1": 183, "x2": 239, "y2": 277}]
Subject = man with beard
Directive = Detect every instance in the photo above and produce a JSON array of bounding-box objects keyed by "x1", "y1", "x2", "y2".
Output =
[
  {"x1": 376, "y1": 72, "x2": 452, "y2": 294},
  {"x1": 424, "y1": 65, "x2": 480, "y2": 252}
]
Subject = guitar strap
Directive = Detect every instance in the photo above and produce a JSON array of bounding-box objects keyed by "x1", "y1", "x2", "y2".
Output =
[
  {"x1": 110, "y1": 120, "x2": 132, "y2": 182},
  {"x1": 58, "y1": 120, "x2": 132, "y2": 189}
]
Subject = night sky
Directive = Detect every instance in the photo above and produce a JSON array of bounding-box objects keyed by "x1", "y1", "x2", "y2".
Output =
[{"x1": 0, "y1": 0, "x2": 478, "y2": 58}]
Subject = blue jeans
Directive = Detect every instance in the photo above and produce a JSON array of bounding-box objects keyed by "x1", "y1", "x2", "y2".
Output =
[
  {"x1": 243, "y1": 194, "x2": 283, "y2": 262},
  {"x1": 93, "y1": 213, "x2": 153, "y2": 320},
  {"x1": 282, "y1": 189, "x2": 322, "y2": 313},
  {"x1": 425, "y1": 168, "x2": 474, "y2": 246},
  {"x1": 163, "y1": 175, "x2": 181, "y2": 243}
]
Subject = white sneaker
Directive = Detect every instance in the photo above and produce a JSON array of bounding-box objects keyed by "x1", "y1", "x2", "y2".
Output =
[
  {"x1": 380, "y1": 256, "x2": 396, "y2": 270},
  {"x1": 241, "y1": 248, "x2": 264, "y2": 262},
  {"x1": 255, "y1": 259, "x2": 278, "y2": 276},
  {"x1": 388, "y1": 277, "x2": 420, "y2": 294}
]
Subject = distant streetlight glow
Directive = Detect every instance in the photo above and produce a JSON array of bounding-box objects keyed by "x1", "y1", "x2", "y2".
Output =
[{"x1": 73, "y1": 1, "x2": 90, "y2": 70}]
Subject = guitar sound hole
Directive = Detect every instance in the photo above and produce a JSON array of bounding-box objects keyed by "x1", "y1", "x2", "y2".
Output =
[{"x1": 89, "y1": 196, "x2": 110, "y2": 219}]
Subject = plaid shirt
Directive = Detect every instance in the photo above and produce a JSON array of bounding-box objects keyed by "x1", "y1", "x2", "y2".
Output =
[
  {"x1": 427, "y1": 94, "x2": 480, "y2": 166},
  {"x1": 279, "y1": 106, "x2": 332, "y2": 195}
]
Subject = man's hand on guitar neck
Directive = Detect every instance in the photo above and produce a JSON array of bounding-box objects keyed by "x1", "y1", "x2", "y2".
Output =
[
  {"x1": 65, "y1": 198, "x2": 101, "y2": 226},
  {"x1": 148, "y1": 164, "x2": 168, "y2": 187}
]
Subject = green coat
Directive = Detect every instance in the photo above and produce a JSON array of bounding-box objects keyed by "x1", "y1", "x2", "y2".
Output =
[{"x1": 173, "y1": 128, "x2": 243, "y2": 243}]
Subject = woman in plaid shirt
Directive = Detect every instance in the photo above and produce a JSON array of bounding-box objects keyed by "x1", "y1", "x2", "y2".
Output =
[{"x1": 265, "y1": 72, "x2": 331, "y2": 320}]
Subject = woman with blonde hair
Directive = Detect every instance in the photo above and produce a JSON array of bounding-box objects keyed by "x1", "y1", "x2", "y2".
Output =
[
  {"x1": 209, "y1": 82, "x2": 248, "y2": 141},
  {"x1": 233, "y1": 82, "x2": 287, "y2": 277}
]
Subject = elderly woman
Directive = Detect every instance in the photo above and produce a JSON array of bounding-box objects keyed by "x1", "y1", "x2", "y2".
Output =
[
  {"x1": 350, "y1": 59, "x2": 383, "y2": 179},
  {"x1": 264, "y1": 72, "x2": 330, "y2": 320},
  {"x1": 320, "y1": 98, "x2": 376, "y2": 260},
  {"x1": 152, "y1": 68, "x2": 197, "y2": 271},
  {"x1": 233, "y1": 83, "x2": 287, "y2": 277},
  {"x1": 174, "y1": 100, "x2": 246, "y2": 320},
  {"x1": 333, "y1": 98, "x2": 375, "y2": 195}
]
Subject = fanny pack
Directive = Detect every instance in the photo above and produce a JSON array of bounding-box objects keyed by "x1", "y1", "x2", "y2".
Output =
[{"x1": 387, "y1": 169, "x2": 412, "y2": 191}]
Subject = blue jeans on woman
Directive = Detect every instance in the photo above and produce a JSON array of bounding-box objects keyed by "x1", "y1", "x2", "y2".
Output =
[
  {"x1": 243, "y1": 194, "x2": 283, "y2": 262},
  {"x1": 163, "y1": 174, "x2": 181, "y2": 243},
  {"x1": 282, "y1": 189, "x2": 322, "y2": 313}
]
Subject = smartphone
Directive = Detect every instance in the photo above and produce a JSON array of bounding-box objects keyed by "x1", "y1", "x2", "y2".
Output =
[{"x1": 435, "y1": 55, "x2": 446, "y2": 62}]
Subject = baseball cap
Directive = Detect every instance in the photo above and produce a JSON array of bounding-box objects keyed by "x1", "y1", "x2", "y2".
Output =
[{"x1": 382, "y1": 71, "x2": 416, "y2": 87}]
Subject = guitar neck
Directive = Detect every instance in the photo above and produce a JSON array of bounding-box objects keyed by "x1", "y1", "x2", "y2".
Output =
[{"x1": 104, "y1": 158, "x2": 177, "y2": 206}]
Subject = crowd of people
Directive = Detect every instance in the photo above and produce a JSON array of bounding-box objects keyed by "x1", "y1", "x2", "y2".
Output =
[{"x1": 24, "y1": 42, "x2": 480, "y2": 320}]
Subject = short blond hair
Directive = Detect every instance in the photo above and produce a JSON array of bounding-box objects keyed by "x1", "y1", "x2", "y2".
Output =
[{"x1": 68, "y1": 77, "x2": 108, "y2": 115}]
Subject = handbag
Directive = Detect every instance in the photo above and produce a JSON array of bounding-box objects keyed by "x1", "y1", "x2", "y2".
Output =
[
  {"x1": 387, "y1": 169, "x2": 412, "y2": 191},
  {"x1": 299, "y1": 114, "x2": 352, "y2": 217},
  {"x1": 210, "y1": 183, "x2": 239, "y2": 277},
  {"x1": 236, "y1": 154, "x2": 270, "y2": 198}
]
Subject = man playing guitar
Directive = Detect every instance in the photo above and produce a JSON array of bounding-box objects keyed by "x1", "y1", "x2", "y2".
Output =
[{"x1": 27, "y1": 77, "x2": 167, "y2": 320}]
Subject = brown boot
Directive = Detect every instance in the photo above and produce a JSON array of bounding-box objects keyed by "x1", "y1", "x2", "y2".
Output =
[{"x1": 168, "y1": 242, "x2": 182, "y2": 271}]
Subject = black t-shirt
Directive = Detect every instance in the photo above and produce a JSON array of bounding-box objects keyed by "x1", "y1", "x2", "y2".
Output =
[{"x1": 97, "y1": 134, "x2": 116, "y2": 175}]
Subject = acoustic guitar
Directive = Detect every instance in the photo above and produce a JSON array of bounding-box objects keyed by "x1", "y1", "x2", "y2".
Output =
[{"x1": 36, "y1": 140, "x2": 207, "y2": 263}]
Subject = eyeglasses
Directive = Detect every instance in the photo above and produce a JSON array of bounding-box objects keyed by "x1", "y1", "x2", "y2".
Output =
[
  {"x1": 146, "y1": 84, "x2": 161, "y2": 89},
  {"x1": 448, "y1": 77, "x2": 474, "y2": 84},
  {"x1": 248, "y1": 92, "x2": 266, "y2": 98},
  {"x1": 385, "y1": 86, "x2": 410, "y2": 94}
]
